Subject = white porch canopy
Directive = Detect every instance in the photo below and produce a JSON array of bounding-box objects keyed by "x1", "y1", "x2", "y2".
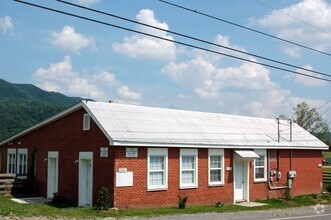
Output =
[{"x1": 234, "y1": 150, "x2": 260, "y2": 160}]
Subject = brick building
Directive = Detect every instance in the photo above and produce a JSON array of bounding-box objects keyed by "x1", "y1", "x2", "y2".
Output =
[{"x1": 0, "y1": 101, "x2": 328, "y2": 208}]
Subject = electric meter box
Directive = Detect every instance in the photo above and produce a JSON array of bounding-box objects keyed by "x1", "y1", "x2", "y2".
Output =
[{"x1": 288, "y1": 171, "x2": 296, "y2": 178}]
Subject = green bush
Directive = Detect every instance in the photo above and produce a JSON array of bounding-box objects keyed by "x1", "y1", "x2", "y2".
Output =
[
  {"x1": 50, "y1": 193, "x2": 75, "y2": 208},
  {"x1": 97, "y1": 187, "x2": 112, "y2": 210},
  {"x1": 326, "y1": 184, "x2": 331, "y2": 193},
  {"x1": 178, "y1": 195, "x2": 188, "y2": 209}
]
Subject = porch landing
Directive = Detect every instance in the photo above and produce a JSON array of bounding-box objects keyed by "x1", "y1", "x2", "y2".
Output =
[
  {"x1": 11, "y1": 197, "x2": 51, "y2": 204},
  {"x1": 235, "y1": 201, "x2": 267, "y2": 207}
]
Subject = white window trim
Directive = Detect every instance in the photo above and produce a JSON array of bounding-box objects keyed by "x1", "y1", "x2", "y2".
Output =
[
  {"x1": 83, "y1": 113, "x2": 90, "y2": 131},
  {"x1": 7, "y1": 148, "x2": 16, "y2": 174},
  {"x1": 208, "y1": 149, "x2": 224, "y2": 186},
  {"x1": 180, "y1": 149, "x2": 198, "y2": 189},
  {"x1": 147, "y1": 148, "x2": 168, "y2": 191},
  {"x1": 17, "y1": 148, "x2": 28, "y2": 176},
  {"x1": 254, "y1": 149, "x2": 267, "y2": 182}
]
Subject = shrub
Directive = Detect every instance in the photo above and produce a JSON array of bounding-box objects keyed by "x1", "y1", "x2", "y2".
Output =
[
  {"x1": 326, "y1": 184, "x2": 331, "y2": 193},
  {"x1": 97, "y1": 187, "x2": 112, "y2": 211},
  {"x1": 215, "y1": 201, "x2": 223, "y2": 207},
  {"x1": 283, "y1": 185, "x2": 292, "y2": 201},
  {"x1": 178, "y1": 195, "x2": 188, "y2": 209},
  {"x1": 50, "y1": 193, "x2": 75, "y2": 208}
]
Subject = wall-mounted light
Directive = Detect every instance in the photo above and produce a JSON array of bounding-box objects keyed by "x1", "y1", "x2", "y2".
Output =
[
  {"x1": 44, "y1": 158, "x2": 48, "y2": 162},
  {"x1": 75, "y1": 160, "x2": 79, "y2": 164},
  {"x1": 18, "y1": 141, "x2": 21, "y2": 145}
]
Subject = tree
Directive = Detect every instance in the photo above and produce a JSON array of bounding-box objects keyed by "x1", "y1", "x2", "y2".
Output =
[{"x1": 292, "y1": 102, "x2": 329, "y2": 142}]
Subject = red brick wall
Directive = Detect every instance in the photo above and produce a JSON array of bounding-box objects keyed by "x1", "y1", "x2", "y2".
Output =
[
  {"x1": 291, "y1": 150, "x2": 323, "y2": 195},
  {"x1": 0, "y1": 108, "x2": 113, "y2": 205},
  {"x1": 249, "y1": 149, "x2": 322, "y2": 201},
  {"x1": 114, "y1": 147, "x2": 323, "y2": 208},
  {"x1": 114, "y1": 147, "x2": 234, "y2": 209}
]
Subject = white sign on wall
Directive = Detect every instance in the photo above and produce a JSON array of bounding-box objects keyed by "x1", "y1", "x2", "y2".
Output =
[
  {"x1": 100, "y1": 147, "x2": 108, "y2": 157},
  {"x1": 116, "y1": 172, "x2": 133, "y2": 187},
  {"x1": 126, "y1": 147, "x2": 138, "y2": 157}
]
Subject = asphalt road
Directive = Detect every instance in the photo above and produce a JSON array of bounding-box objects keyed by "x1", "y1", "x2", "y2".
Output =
[
  {"x1": 1, "y1": 204, "x2": 330, "y2": 220},
  {"x1": 126, "y1": 204, "x2": 331, "y2": 220}
]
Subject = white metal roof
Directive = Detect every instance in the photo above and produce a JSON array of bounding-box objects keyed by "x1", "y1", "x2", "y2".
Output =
[{"x1": 83, "y1": 101, "x2": 328, "y2": 150}]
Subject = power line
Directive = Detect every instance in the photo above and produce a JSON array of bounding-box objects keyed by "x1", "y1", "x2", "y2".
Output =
[
  {"x1": 158, "y1": 0, "x2": 331, "y2": 57},
  {"x1": 255, "y1": 0, "x2": 331, "y2": 36},
  {"x1": 13, "y1": 0, "x2": 331, "y2": 83},
  {"x1": 56, "y1": 0, "x2": 331, "y2": 79},
  {"x1": 296, "y1": 99, "x2": 331, "y2": 127}
]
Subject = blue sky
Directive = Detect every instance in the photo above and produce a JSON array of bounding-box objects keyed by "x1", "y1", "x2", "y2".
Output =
[{"x1": 1, "y1": 0, "x2": 331, "y2": 123}]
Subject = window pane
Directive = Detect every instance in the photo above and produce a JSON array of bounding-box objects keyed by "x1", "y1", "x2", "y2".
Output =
[
  {"x1": 182, "y1": 170, "x2": 194, "y2": 184},
  {"x1": 210, "y1": 169, "x2": 221, "y2": 182},
  {"x1": 9, "y1": 154, "x2": 16, "y2": 174},
  {"x1": 210, "y1": 156, "x2": 221, "y2": 168},
  {"x1": 255, "y1": 167, "x2": 265, "y2": 179},
  {"x1": 255, "y1": 157, "x2": 264, "y2": 167},
  {"x1": 149, "y1": 171, "x2": 164, "y2": 186},
  {"x1": 150, "y1": 156, "x2": 164, "y2": 171},
  {"x1": 182, "y1": 156, "x2": 194, "y2": 169}
]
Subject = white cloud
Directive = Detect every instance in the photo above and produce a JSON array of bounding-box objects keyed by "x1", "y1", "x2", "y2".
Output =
[
  {"x1": 283, "y1": 47, "x2": 301, "y2": 58},
  {"x1": 256, "y1": 0, "x2": 331, "y2": 56},
  {"x1": 67, "y1": 78, "x2": 105, "y2": 100},
  {"x1": 112, "y1": 9, "x2": 176, "y2": 60},
  {"x1": 162, "y1": 33, "x2": 296, "y2": 118},
  {"x1": 177, "y1": 93, "x2": 192, "y2": 99},
  {"x1": 294, "y1": 65, "x2": 326, "y2": 86},
  {"x1": 34, "y1": 56, "x2": 142, "y2": 102},
  {"x1": 51, "y1": 26, "x2": 95, "y2": 53},
  {"x1": 93, "y1": 71, "x2": 116, "y2": 84},
  {"x1": 163, "y1": 56, "x2": 273, "y2": 99},
  {"x1": 0, "y1": 16, "x2": 13, "y2": 33},
  {"x1": 244, "y1": 101, "x2": 269, "y2": 118},
  {"x1": 34, "y1": 56, "x2": 76, "y2": 83},
  {"x1": 74, "y1": 0, "x2": 99, "y2": 6},
  {"x1": 117, "y1": 85, "x2": 141, "y2": 100}
]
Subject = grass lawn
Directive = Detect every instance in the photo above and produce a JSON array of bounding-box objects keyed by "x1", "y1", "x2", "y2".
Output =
[
  {"x1": 323, "y1": 151, "x2": 331, "y2": 160},
  {"x1": 0, "y1": 194, "x2": 331, "y2": 219}
]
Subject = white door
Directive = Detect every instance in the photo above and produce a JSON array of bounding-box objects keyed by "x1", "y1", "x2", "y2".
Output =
[
  {"x1": 47, "y1": 152, "x2": 59, "y2": 199},
  {"x1": 234, "y1": 161, "x2": 245, "y2": 201},
  {"x1": 78, "y1": 152, "x2": 93, "y2": 206}
]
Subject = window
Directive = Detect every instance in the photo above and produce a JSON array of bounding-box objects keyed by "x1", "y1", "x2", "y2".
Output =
[
  {"x1": 254, "y1": 149, "x2": 267, "y2": 182},
  {"x1": 83, "y1": 113, "x2": 90, "y2": 131},
  {"x1": 147, "y1": 148, "x2": 168, "y2": 190},
  {"x1": 17, "y1": 149, "x2": 28, "y2": 175},
  {"x1": 180, "y1": 149, "x2": 198, "y2": 188},
  {"x1": 208, "y1": 149, "x2": 224, "y2": 185},
  {"x1": 7, "y1": 148, "x2": 16, "y2": 174}
]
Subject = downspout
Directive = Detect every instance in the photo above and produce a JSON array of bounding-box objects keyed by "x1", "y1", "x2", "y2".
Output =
[
  {"x1": 290, "y1": 149, "x2": 293, "y2": 171},
  {"x1": 268, "y1": 150, "x2": 288, "y2": 190},
  {"x1": 277, "y1": 150, "x2": 280, "y2": 180}
]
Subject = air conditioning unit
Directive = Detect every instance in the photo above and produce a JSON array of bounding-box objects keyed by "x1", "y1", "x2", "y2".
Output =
[{"x1": 288, "y1": 171, "x2": 296, "y2": 179}]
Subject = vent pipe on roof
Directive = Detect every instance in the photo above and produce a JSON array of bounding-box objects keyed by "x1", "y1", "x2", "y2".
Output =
[
  {"x1": 109, "y1": 100, "x2": 114, "y2": 103},
  {"x1": 288, "y1": 119, "x2": 292, "y2": 142},
  {"x1": 275, "y1": 118, "x2": 280, "y2": 143}
]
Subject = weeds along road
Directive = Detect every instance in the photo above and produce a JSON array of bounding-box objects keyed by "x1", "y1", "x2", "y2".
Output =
[{"x1": 128, "y1": 204, "x2": 331, "y2": 220}]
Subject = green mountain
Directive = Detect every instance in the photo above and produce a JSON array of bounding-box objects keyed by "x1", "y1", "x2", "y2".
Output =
[{"x1": 0, "y1": 79, "x2": 82, "y2": 142}]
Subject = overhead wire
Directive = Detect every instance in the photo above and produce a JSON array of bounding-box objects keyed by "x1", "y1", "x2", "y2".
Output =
[
  {"x1": 56, "y1": 0, "x2": 331, "y2": 79},
  {"x1": 13, "y1": 0, "x2": 331, "y2": 83},
  {"x1": 158, "y1": 0, "x2": 331, "y2": 57},
  {"x1": 255, "y1": 0, "x2": 331, "y2": 36}
]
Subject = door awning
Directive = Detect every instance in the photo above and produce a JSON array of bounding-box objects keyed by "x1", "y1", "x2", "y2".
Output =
[{"x1": 234, "y1": 150, "x2": 260, "y2": 160}]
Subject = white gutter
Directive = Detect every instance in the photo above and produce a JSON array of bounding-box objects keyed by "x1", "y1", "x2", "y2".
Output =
[{"x1": 112, "y1": 140, "x2": 328, "y2": 150}]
